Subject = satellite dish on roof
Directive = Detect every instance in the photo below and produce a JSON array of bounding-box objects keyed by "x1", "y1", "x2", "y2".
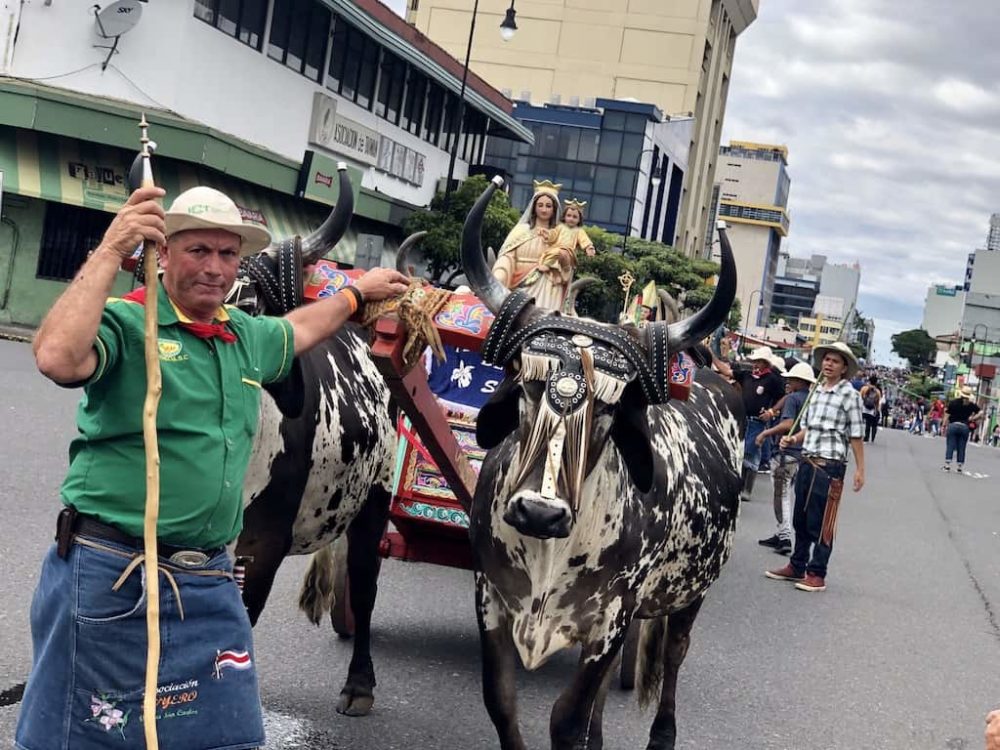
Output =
[
  {"x1": 92, "y1": 1, "x2": 146, "y2": 70},
  {"x1": 94, "y1": 0, "x2": 144, "y2": 38}
]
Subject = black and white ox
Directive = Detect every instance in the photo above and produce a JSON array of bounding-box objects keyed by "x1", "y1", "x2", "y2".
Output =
[
  {"x1": 224, "y1": 166, "x2": 419, "y2": 717},
  {"x1": 461, "y1": 178, "x2": 744, "y2": 750}
]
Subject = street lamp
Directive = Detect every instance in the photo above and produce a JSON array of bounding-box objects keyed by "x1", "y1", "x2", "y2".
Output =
[
  {"x1": 622, "y1": 149, "x2": 666, "y2": 255},
  {"x1": 443, "y1": 0, "x2": 518, "y2": 202},
  {"x1": 500, "y1": 0, "x2": 518, "y2": 41}
]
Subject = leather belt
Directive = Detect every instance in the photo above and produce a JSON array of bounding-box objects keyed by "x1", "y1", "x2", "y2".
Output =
[
  {"x1": 805, "y1": 456, "x2": 844, "y2": 467},
  {"x1": 56, "y1": 507, "x2": 223, "y2": 564}
]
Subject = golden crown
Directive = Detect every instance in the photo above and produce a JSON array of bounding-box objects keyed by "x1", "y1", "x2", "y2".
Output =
[
  {"x1": 532, "y1": 179, "x2": 562, "y2": 198},
  {"x1": 563, "y1": 199, "x2": 587, "y2": 212}
]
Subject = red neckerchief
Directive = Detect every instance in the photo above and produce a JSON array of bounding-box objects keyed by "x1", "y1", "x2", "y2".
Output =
[
  {"x1": 124, "y1": 287, "x2": 237, "y2": 344},
  {"x1": 751, "y1": 366, "x2": 772, "y2": 378}
]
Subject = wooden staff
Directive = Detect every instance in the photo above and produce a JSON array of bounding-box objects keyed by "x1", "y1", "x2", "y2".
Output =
[{"x1": 138, "y1": 113, "x2": 163, "y2": 750}]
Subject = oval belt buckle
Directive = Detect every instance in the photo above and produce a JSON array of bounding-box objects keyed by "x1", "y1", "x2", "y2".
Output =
[{"x1": 169, "y1": 550, "x2": 210, "y2": 567}]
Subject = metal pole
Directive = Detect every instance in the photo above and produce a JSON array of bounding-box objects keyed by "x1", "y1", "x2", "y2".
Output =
[
  {"x1": 444, "y1": 0, "x2": 480, "y2": 202},
  {"x1": 623, "y1": 148, "x2": 657, "y2": 256}
]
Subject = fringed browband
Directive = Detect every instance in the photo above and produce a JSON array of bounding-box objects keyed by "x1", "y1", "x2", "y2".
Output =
[{"x1": 483, "y1": 308, "x2": 672, "y2": 404}]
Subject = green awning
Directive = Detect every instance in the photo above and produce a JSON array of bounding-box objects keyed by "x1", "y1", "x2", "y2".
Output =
[{"x1": 0, "y1": 127, "x2": 365, "y2": 259}]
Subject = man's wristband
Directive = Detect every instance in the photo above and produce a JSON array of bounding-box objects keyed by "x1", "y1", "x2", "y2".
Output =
[{"x1": 340, "y1": 285, "x2": 364, "y2": 314}]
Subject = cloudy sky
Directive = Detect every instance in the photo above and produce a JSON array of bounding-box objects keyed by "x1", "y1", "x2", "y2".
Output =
[
  {"x1": 723, "y1": 0, "x2": 1000, "y2": 363},
  {"x1": 385, "y1": 0, "x2": 1000, "y2": 364}
]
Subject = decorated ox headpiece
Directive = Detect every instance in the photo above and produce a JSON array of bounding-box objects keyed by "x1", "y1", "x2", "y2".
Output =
[
  {"x1": 463, "y1": 177, "x2": 736, "y2": 537},
  {"x1": 226, "y1": 165, "x2": 355, "y2": 316}
]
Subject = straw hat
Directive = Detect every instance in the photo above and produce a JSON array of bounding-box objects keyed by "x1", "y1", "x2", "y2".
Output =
[
  {"x1": 783, "y1": 361, "x2": 817, "y2": 384},
  {"x1": 748, "y1": 345, "x2": 774, "y2": 363},
  {"x1": 959, "y1": 385, "x2": 975, "y2": 399},
  {"x1": 812, "y1": 341, "x2": 859, "y2": 379},
  {"x1": 165, "y1": 186, "x2": 272, "y2": 256}
]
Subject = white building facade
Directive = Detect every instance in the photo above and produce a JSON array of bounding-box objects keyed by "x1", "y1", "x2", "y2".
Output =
[{"x1": 0, "y1": 0, "x2": 530, "y2": 325}]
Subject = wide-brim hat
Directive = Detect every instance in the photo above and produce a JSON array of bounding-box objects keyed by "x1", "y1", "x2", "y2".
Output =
[
  {"x1": 812, "y1": 341, "x2": 859, "y2": 379},
  {"x1": 748, "y1": 345, "x2": 774, "y2": 363},
  {"x1": 165, "y1": 186, "x2": 272, "y2": 256},
  {"x1": 959, "y1": 385, "x2": 975, "y2": 399},
  {"x1": 770, "y1": 355, "x2": 786, "y2": 373},
  {"x1": 783, "y1": 361, "x2": 817, "y2": 384}
]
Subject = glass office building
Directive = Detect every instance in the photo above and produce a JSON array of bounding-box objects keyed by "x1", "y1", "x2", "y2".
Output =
[{"x1": 484, "y1": 98, "x2": 692, "y2": 244}]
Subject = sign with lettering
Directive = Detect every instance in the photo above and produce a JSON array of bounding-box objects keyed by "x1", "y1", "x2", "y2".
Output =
[
  {"x1": 936, "y1": 285, "x2": 958, "y2": 297},
  {"x1": 307, "y1": 92, "x2": 339, "y2": 151},
  {"x1": 332, "y1": 116, "x2": 380, "y2": 166},
  {"x1": 66, "y1": 161, "x2": 127, "y2": 204},
  {"x1": 298, "y1": 150, "x2": 365, "y2": 207}
]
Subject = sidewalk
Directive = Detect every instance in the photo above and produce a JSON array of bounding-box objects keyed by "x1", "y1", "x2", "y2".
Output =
[{"x1": 0, "y1": 324, "x2": 34, "y2": 343}]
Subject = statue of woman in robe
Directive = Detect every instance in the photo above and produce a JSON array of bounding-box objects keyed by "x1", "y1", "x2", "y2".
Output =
[{"x1": 491, "y1": 180, "x2": 570, "y2": 311}]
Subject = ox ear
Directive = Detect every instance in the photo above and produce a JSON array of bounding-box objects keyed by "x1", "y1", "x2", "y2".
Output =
[
  {"x1": 476, "y1": 376, "x2": 522, "y2": 449},
  {"x1": 263, "y1": 358, "x2": 305, "y2": 420},
  {"x1": 610, "y1": 381, "x2": 654, "y2": 493}
]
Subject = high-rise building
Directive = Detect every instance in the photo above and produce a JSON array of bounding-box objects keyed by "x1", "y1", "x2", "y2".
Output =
[
  {"x1": 988, "y1": 214, "x2": 1000, "y2": 252},
  {"x1": 967, "y1": 247, "x2": 1000, "y2": 296},
  {"x1": 922, "y1": 284, "x2": 966, "y2": 339},
  {"x1": 483, "y1": 99, "x2": 692, "y2": 243},
  {"x1": 407, "y1": 0, "x2": 759, "y2": 257},
  {"x1": 818, "y1": 262, "x2": 861, "y2": 320},
  {"x1": 713, "y1": 141, "x2": 791, "y2": 325}
]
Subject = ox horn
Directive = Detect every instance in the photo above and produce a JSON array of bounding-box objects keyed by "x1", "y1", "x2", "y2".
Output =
[
  {"x1": 565, "y1": 276, "x2": 598, "y2": 315},
  {"x1": 665, "y1": 222, "x2": 736, "y2": 352},
  {"x1": 657, "y1": 289, "x2": 681, "y2": 324},
  {"x1": 395, "y1": 230, "x2": 427, "y2": 274},
  {"x1": 300, "y1": 163, "x2": 354, "y2": 266},
  {"x1": 461, "y1": 176, "x2": 510, "y2": 314}
]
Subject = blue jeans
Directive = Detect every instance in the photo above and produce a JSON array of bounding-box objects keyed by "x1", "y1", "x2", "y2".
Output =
[
  {"x1": 945, "y1": 422, "x2": 971, "y2": 464},
  {"x1": 790, "y1": 460, "x2": 846, "y2": 579},
  {"x1": 16, "y1": 537, "x2": 264, "y2": 750},
  {"x1": 743, "y1": 418, "x2": 766, "y2": 471}
]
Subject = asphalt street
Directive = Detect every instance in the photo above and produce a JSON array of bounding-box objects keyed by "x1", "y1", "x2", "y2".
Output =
[{"x1": 2, "y1": 336, "x2": 1000, "y2": 749}]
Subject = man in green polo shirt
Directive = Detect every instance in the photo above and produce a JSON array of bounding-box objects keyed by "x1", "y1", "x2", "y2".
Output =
[{"x1": 17, "y1": 185, "x2": 408, "y2": 750}]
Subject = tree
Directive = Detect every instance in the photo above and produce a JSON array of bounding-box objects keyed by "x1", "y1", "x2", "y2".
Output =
[
  {"x1": 401, "y1": 175, "x2": 519, "y2": 282},
  {"x1": 847, "y1": 341, "x2": 867, "y2": 360},
  {"x1": 574, "y1": 228, "x2": 735, "y2": 324},
  {"x1": 891, "y1": 328, "x2": 936, "y2": 370}
]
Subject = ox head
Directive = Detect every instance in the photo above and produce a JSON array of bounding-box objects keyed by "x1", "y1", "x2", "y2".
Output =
[
  {"x1": 464, "y1": 177, "x2": 736, "y2": 540},
  {"x1": 225, "y1": 165, "x2": 355, "y2": 317}
]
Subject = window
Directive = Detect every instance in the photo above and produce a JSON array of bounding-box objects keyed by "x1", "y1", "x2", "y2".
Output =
[
  {"x1": 403, "y1": 71, "x2": 428, "y2": 136},
  {"x1": 37, "y1": 203, "x2": 112, "y2": 282},
  {"x1": 268, "y1": 0, "x2": 331, "y2": 82},
  {"x1": 339, "y1": 26, "x2": 366, "y2": 99},
  {"x1": 616, "y1": 168, "x2": 636, "y2": 196},
  {"x1": 594, "y1": 166, "x2": 616, "y2": 194},
  {"x1": 193, "y1": 0, "x2": 267, "y2": 50},
  {"x1": 577, "y1": 131, "x2": 599, "y2": 162},
  {"x1": 423, "y1": 83, "x2": 444, "y2": 145},
  {"x1": 597, "y1": 131, "x2": 622, "y2": 165},
  {"x1": 356, "y1": 38, "x2": 379, "y2": 110},
  {"x1": 620, "y1": 133, "x2": 643, "y2": 167},
  {"x1": 590, "y1": 195, "x2": 613, "y2": 223},
  {"x1": 376, "y1": 53, "x2": 406, "y2": 124},
  {"x1": 602, "y1": 111, "x2": 627, "y2": 130}
]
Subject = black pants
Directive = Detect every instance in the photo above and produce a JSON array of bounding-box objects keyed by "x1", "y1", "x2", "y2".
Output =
[{"x1": 863, "y1": 413, "x2": 878, "y2": 442}]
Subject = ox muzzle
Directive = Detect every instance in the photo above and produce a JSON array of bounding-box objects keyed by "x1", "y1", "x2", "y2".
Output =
[{"x1": 504, "y1": 491, "x2": 572, "y2": 539}]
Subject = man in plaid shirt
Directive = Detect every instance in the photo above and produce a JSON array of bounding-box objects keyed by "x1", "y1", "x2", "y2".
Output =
[{"x1": 765, "y1": 341, "x2": 865, "y2": 592}]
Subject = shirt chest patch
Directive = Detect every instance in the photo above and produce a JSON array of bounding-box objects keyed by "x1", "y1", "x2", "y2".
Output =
[{"x1": 158, "y1": 338, "x2": 189, "y2": 362}]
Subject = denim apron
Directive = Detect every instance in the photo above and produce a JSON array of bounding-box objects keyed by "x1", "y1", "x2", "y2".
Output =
[{"x1": 16, "y1": 536, "x2": 265, "y2": 750}]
